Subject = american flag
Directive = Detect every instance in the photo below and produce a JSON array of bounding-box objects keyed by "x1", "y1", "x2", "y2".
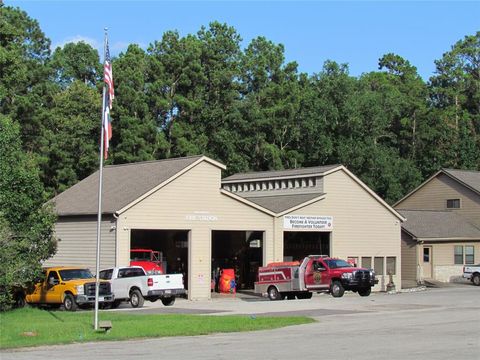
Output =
[{"x1": 103, "y1": 38, "x2": 114, "y2": 159}]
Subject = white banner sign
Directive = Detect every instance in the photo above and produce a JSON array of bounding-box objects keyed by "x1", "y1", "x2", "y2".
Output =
[{"x1": 283, "y1": 215, "x2": 333, "y2": 230}]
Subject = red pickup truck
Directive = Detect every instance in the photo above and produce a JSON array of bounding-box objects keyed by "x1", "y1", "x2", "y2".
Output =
[{"x1": 255, "y1": 255, "x2": 377, "y2": 300}]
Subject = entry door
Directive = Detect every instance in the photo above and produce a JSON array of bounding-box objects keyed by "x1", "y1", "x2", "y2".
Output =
[{"x1": 422, "y1": 246, "x2": 433, "y2": 279}]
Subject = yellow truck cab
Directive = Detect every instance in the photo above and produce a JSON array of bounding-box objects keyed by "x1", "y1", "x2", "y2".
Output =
[{"x1": 25, "y1": 267, "x2": 114, "y2": 311}]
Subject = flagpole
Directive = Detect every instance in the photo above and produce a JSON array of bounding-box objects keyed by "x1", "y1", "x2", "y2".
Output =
[{"x1": 94, "y1": 28, "x2": 108, "y2": 331}]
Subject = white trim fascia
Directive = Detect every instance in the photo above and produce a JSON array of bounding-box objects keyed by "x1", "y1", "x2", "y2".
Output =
[
  {"x1": 321, "y1": 166, "x2": 343, "y2": 177},
  {"x1": 221, "y1": 166, "x2": 343, "y2": 184},
  {"x1": 117, "y1": 156, "x2": 225, "y2": 215},
  {"x1": 336, "y1": 166, "x2": 406, "y2": 222},
  {"x1": 275, "y1": 194, "x2": 327, "y2": 217},
  {"x1": 220, "y1": 189, "x2": 276, "y2": 216},
  {"x1": 417, "y1": 237, "x2": 480, "y2": 242},
  {"x1": 201, "y1": 156, "x2": 227, "y2": 170}
]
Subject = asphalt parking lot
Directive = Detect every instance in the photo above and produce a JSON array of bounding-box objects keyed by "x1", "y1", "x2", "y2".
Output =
[{"x1": 2, "y1": 284, "x2": 479, "y2": 360}]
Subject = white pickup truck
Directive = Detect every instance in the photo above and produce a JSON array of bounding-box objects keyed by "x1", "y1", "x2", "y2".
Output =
[
  {"x1": 99, "y1": 266, "x2": 185, "y2": 308},
  {"x1": 462, "y1": 264, "x2": 480, "y2": 286}
]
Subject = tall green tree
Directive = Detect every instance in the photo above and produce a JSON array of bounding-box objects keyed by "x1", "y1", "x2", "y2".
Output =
[
  {"x1": 240, "y1": 37, "x2": 303, "y2": 171},
  {"x1": 147, "y1": 30, "x2": 205, "y2": 157},
  {"x1": 300, "y1": 61, "x2": 356, "y2": 167},
  {"x1": 0, "y1": 115, "x2": 56, "y2": 310},
  {"x1": 0, "y1": 5, "x2": 53, "y2": 152},
  {"x1": 50, "y1": 41, "x2": 102, "y2": 88},
  {"x1": 38, "y1": 81, "x2": 101, "y2": 195},
  {"x1": 112, "y1": 44, "x2": 161, "y2": 163},
  {"x1": 429, "y1": 32, "x2": 480, "y2": 169}
]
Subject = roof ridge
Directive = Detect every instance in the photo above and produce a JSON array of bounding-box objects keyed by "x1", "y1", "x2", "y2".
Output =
[
  {"x1": 397, "y1": 209, "x2": 453, "y2": 213},
  {"x1": 442, "y1": 168, "x2": 480, "y2": 174},
  {"x1": 104, "y1": 155, "x2": 203, "y2": 168},
  {"x1": 225, "y1": 164, "x2": 342, "y2": 178}
]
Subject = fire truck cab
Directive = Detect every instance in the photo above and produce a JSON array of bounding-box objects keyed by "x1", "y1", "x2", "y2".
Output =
[{"x1": 255, "y1": 255, "x2": 377, "y2": 300}]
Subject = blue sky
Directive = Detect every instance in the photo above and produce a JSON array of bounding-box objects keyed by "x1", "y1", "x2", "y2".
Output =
[{"x1": 6, "y1": 1, "x2": 480, "y2": 80}]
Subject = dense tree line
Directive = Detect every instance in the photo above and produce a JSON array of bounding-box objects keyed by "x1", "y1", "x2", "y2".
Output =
[{"x1": 1, "y1": 5, "x2": 479, "y2": 205}]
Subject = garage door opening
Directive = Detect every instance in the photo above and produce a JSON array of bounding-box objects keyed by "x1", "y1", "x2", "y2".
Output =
[
  {"x1": 283, "y1": 231, "x2": 330, "y2": 261},
  {"x1": 130, "y1": 229, "x2": 189, "y2": 289},
  {"x1": 212, "y1": 230, "x2": 263, "y2": 290}
]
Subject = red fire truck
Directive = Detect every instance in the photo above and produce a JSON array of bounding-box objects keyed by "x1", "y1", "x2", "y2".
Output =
[
  {"x1": 130, "y1": 248, "x2": 165, "y2": 274},
  {"x1": 254, "y1": 255, "x2": 377, "y2": 300}
]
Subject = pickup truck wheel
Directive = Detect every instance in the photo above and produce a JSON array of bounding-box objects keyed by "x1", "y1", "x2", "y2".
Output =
[
  {"x1": 267, "y1": 286, "x2": 280, "y2": 301},
  {"x1": 161, "y1": 297, "x2": 175, "y2": 306},
  {"x1": 63, "y1": 294, "x2": 77, "y2": 311},
  {"x1": 130, "y1": 289, "x2": 144, "y2": 308},
  {"x1": 330, "y1": 281, "x2": 345, "y2": 298},
  {"x1": 472, "y1": 274, "x2": 480, "y2": 286},
  {"x1": 358, "y1": 287, "x2": 371, "y2": 297}
]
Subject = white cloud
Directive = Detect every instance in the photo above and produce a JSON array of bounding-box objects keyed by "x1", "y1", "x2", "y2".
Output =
[
  {"x1": 52, "y1": 35, "x2": 102, "y2": 52},
  {"x1": 110, "y1": 41, "x2": 148, "y2": 55},
  {"x1": 52, "y1": 37, "x2": 148, "y2": 58}
]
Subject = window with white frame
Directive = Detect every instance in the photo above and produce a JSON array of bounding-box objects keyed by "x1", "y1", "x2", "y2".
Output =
[
  {"x1": 386, "y1": 257, "x2": 396, "y2": 275},
  {"x1": 446, "y1": 199, "x2": 460, "y2": 209},
  {"x1": 454, "y1": 245, "x2": 475, "y2": 265},
  {"x1": 374, "y1": 257, "x2": 384, "y2": 275}
]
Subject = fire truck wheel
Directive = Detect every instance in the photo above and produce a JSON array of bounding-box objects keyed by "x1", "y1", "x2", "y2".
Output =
[
  {"x1": 330, "y1": 281, "x2": 345, "y2": 298},
  {"x1": 267, "y1": 286, "x2": 281, "y2": 301},
  {"x1": 358, "y1": 287, "x2": 371, "y2": 296},
  {"x1": 287, "y1": 293, "x2": 296, "y2": 300}
]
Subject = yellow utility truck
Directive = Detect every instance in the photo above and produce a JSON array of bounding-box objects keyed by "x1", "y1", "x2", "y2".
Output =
[{"x1": 24, "y1": 267, "x2": 114, "y2": 311}]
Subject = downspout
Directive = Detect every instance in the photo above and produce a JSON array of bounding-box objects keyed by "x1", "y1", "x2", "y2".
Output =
[
  {"x1": 113, "y1": 212, "x2": 119, "y2": 267},
  {"x1": 417, "y1": 239, "x2": 423, "y2": 285}
]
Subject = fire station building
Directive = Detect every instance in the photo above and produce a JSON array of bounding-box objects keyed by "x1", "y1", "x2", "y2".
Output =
[{"x1": 47, "y1": 155, "x2": 404, "y2": 300}]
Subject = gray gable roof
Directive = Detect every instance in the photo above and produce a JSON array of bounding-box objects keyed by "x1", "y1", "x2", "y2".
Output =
[
  {"x1": 52, "y1": 156, "x2": 204, "y2": 216},
  {"x1": 394, "y1": 168, "x2": 480, "y2": 207},
  {"x1": 398, "y1": 209, "x2": 480, "y2": 240},
  {"x1": 222, "y1": 164, "x2": 341, "y2": 182},
  {"x1": 442, "y1": 169, "x2": 480, "y2": 195},
  {"x1": 243, "y1": 193, "x2": 325, "y2": 214}
]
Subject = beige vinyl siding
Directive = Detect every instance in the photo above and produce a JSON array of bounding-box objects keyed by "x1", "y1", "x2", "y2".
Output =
[
  {"x1": 117, "y1": 161, "x2": 274, "y2": 300},
  {"x1": 423, "y1": 241, "x2": 480, "y2": 266},
  {"x1": 45, "y1": 216, "x2": 116, "y2": 270},
  {"x1": 396, "y1": 173, "x2": 480, "y2": 226},
  {"x1": 401, "y1": 232, "x2": 418, "y2": 288},
  {"x1": 276, "y1": 169, "x2": 402, "y2": 290},
  {"x1": 420, "y1": 242, "x2": 480, "y2": 282}
]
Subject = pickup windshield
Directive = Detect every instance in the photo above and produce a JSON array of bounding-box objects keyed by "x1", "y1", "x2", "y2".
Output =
[
  {"x1": 324, "y1": 259, "x2": 353, "y2": 269},
  {"x1": 59, "y1": 269, "x2": 94, "y2": 280}
]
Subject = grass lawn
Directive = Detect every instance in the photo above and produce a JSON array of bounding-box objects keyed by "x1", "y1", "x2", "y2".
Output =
[{"x1": 0, "y1": 307, "x2": 314, "y2": 349}]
